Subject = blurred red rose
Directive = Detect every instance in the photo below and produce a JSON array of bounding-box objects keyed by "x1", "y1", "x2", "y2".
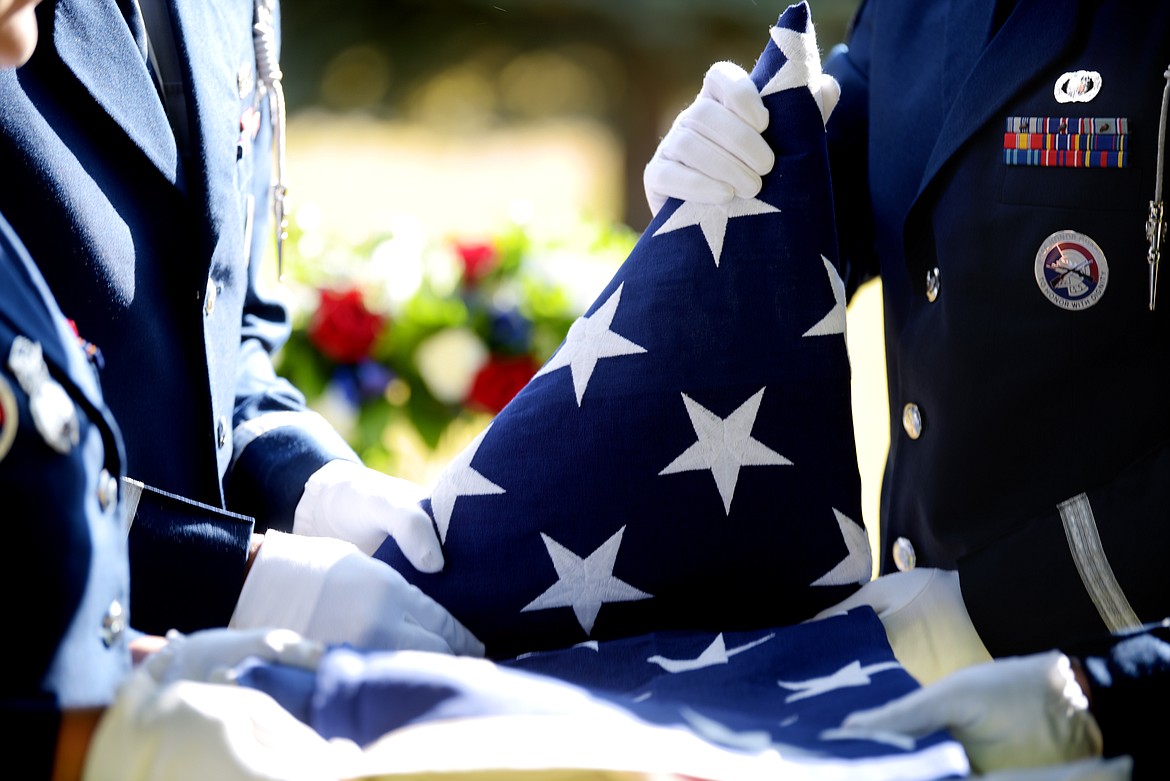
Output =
[
  {"x1": 466, "y1": 354, "x2": 540, "y2": 413},
  {"x1": 454, "y1": 240, "x2": 499, "y2": 286},
  {"x1": 308, "y1": 288, "x2": 386, "y2": 364}
]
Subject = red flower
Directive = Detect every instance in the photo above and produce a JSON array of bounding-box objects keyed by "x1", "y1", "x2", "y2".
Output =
[
  {"x1": 466, "y1": 354, "x2": 539, "y2": 413},
  {"x1": 454, "y1": 240, "x2": 499, "y2": 286},
  {"x1": 307, "y1": 288, "x2": 386, "y2": 364}
]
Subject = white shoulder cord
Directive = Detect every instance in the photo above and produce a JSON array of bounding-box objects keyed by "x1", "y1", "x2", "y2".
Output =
[
  {"x1": 1146, "y1": 64, "x2": 1169, "y2": 310},
  {"x1": 253, "y1": 0, "x2": 288, "y2": 280}
]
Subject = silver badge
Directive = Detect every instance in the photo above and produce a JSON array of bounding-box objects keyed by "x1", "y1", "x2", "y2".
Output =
[
  {"x1": 1054, "y1": 70, "x2": 1102, "y2": 103},
  {"x1": 0, "y1": 374, "x2": 15, "y2": 464},
  {"x1": 8, "y1": 336, "x2": 79, "y2": 453},
  {"x1": 1034, "y1": 230, "x2": 1109, "y2": 311}
]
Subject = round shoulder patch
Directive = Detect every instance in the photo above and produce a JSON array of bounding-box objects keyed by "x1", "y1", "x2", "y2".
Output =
[
  {"x1": 1034, "y1": 230, "x2": 1108, "y2": 311},
  {"x1": 0, "y1": 374, "x2": 16, "y2": 465}
]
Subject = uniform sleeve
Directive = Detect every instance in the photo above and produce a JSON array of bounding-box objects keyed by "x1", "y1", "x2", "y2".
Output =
[
  {"x1": 1062, "y1": 622, "x2": 1170, "y2": 779},
  {"x1": 221, "y1": 0, "x2": 360, "y2": 534},
  {"x1": 822, "y1": 0, "x2": 878, "y2": 297},
  {"x1": 959, "y1": 444, "x2": 1170, "y2": 660},
  {"x1": 127, "y1": 483, "x2": 256, "y2": 635}
]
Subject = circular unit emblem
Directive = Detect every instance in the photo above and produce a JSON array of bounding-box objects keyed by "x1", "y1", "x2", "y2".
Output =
[{"x1": 1034, "y1": 230, "x2": 1108, "y2": 311}]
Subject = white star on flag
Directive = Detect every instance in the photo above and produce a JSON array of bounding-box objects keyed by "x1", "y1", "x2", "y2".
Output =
[
  {"x1": 680, "y1": 708, "x2": 776, "y2": 752},
  {"x1": 429, "y1": 426, "x2": 505, "y2": 543},
  {"x1": 652, "y1": 197, "x2": 780, "y2": 267},
  {"x1": 819, "y1": 727, "x2": 917, "y2": 752},
  {"x1": 648, "y1": 632, "x2": 776, "y2": 673},
  {"x1": 522, "y1": 525, "x2": 652, "y2": 634},
  {"x1": 802, "y1": 256, "x2": 847, "y2": 338},
  {"x1": 812, "y1": 509, "x2": 872, "y2": 587},
  {"x1": 659, "y1": 388, "x2": 792, "y2": 515},
  {"x1": 533, "y1": 283, "x2": 647, "y2": 406},
  {"x1": 777, "y1": 659, "x2": 901, "y2": 703},
  {"x1": 761, "y1": 12, "x2": 820, "y2": 98}
]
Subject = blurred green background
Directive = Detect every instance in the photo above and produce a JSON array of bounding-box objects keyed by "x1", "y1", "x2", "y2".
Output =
[{"x1": 278, "y1": 0, "x2": 861, "y2": 230}]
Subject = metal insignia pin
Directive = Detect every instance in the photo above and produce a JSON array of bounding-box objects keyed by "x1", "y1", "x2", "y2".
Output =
[
  {"x1": 237, "y1": 61, "x2": 254, "y2": 99},
  {"x1": 8, "y1": 336, "x2": 79, "y2": 454},
  {"x1": 1034, "y1": 230, "x2": 1109, "y2": 311},
  {"x1": 0, "y1": 374, "x2": 16, "y2": 464},
  {"x1": 1054, "y1": 70, "x2": 1102, "y2": 103}
]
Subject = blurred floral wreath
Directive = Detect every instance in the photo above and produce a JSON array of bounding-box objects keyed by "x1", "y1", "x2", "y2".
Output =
[{"x1": 274, "y1": 206, "x2": 637, "y2": 477}]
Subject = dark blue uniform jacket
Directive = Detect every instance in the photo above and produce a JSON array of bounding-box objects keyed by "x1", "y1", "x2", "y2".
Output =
[
  {"x1": 0, "y1": 0, "x2": 358, "y2": 635},
  {"x1": 0, "y1": 214, "x2": 131, "y2": 779},
  {"x1": 826, "y1": 0, "x2": 1170, "y2": 657}
]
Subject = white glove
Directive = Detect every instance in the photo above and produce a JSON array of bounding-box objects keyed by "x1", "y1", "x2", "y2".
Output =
[
  {"x1": 83, "y1": 666, "x2": 363, "y2": 781},
  {"x1": 141, "y1": 627, "x2": 325, "y2": 687},
  {"x1": 295, "y1": 459, "x2": 442, "y2": 571},
  {"x1": 643, "y1": 60, "x2": 841, "y2": 217},
  {"x1": 811, "y1": 568, "x2": 992, "y2": 684},
  {"x1": 231, "y1": 530, "x2": 485, "y2": 657},
  {"x1": 841, "y1": 651, "x2": 1105, "y2": 774}
]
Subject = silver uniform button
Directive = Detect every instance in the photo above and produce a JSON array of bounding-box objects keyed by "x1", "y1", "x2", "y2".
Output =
[
  {"x1": 902, "y1": 403, "x2": 923, "y2": 440},
  {"x1": 204, "y1": 277, "x2": 218, "y2": 316},
  {"x1": 97, "y1": 468, "x2": 118, "y2": 511},
  {"x1": 892, "y1": 537, "x2": 917, "y2": 572},
  {"x1": 216, "y1": 416, "x2": 228, "y2": 448},
  {"x1": 925, "y1": 268, "x2": 941, "y2": 302},
  {"x1": 101, "y1": 599, "x2": 125, "y2": 648}
]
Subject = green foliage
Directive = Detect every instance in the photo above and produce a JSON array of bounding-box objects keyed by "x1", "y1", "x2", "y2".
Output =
[{"x1": 273, "y1": 208, "x2": 637, "y2": 469}]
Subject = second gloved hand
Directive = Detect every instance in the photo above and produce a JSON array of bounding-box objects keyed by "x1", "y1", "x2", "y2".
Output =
[
  {"x1": 811, "y1": 568, "x2": 993, "y2": 685},
  {"x1": 643, "y1": 60, "x2": 840, "y2": 217},
  {"x1": 230, "y1": 530, "x2": 485, "y2": 657},
  {"x1": 840, "y1": 651, "x2": 1104, "y2": 774},
  {"x1": 83, "y1": 665, "x2": 363, "y2": 781},
  {"x1": 295, "y1": 459, "x2": 442, "y2": 571},
  {"x1": 141, "y1": 627, "x2": 325, "y2": 687}
]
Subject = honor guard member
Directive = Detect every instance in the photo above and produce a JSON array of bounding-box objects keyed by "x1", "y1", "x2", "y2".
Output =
[
  {"x1": 645, "y1": 0, "x2": 1170, "y2": 666},
  {"x1": 0, "y1": 205, "x2": 132, "y2": 778},
  {"x1": 0, "y1": 0, "x2": 482, "y2": 656},
  {"x1": 0, "y1": 207, "x2": 372, "y2": 781}
]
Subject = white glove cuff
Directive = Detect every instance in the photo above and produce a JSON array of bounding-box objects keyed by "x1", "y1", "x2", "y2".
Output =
[
  {"x1": 293, "y1": 458, "x2": 362, "y2": 538},
  {"x1": 229, "y1": 529, "x2": 354, "y2": 637}
]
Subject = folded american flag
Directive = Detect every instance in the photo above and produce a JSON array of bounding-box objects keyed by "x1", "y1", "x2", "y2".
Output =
[
  {"x1": 237, "y1": 608, "x2": 969, "y2": 779},
  {"x1": 375, "y1": 0, "x2": 870, "y2": 661},
  {"x1": 239, "y1": 8, "x2": 970, "y2": 776}
]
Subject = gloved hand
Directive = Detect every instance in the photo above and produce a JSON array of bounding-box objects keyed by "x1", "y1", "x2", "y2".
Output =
[
  {"x1": 643, "y1": 60, "x2": 840, "y2": 217},
  {"x1": 230, "y1": 530, "x2": 485, "y2": 657},
  {"x1": 83, "y1": 665, "x2": 364, "y2": 781},
  {"x1": 295, "y1": 458, "x2": 442, "y2": 571},
  {"x1": 141, "y1": 627, "x2": 325, "y2": 687},
  {"x1": 811, "y1": 568, "x2": 992, "y2": 684},
  {"x1": 840, "y1": 651, "x2": 1105, "y2": 774}
]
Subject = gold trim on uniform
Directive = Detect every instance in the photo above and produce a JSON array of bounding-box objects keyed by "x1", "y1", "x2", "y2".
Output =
[
  {"x1": 1058, "y1": 492, "x2": 1142, "y2": 633},
  {"x1": 0, "y1": 374, "x2": 16, "y2": 464}
]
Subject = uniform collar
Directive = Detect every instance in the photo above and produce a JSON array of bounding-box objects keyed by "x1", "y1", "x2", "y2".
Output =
[
  {"x1": 912, "y1": 0, "x2": 1084, "y2": 205},
  {"x1": 51, "y1": 0, "x2": 184, "y2": 188}
]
